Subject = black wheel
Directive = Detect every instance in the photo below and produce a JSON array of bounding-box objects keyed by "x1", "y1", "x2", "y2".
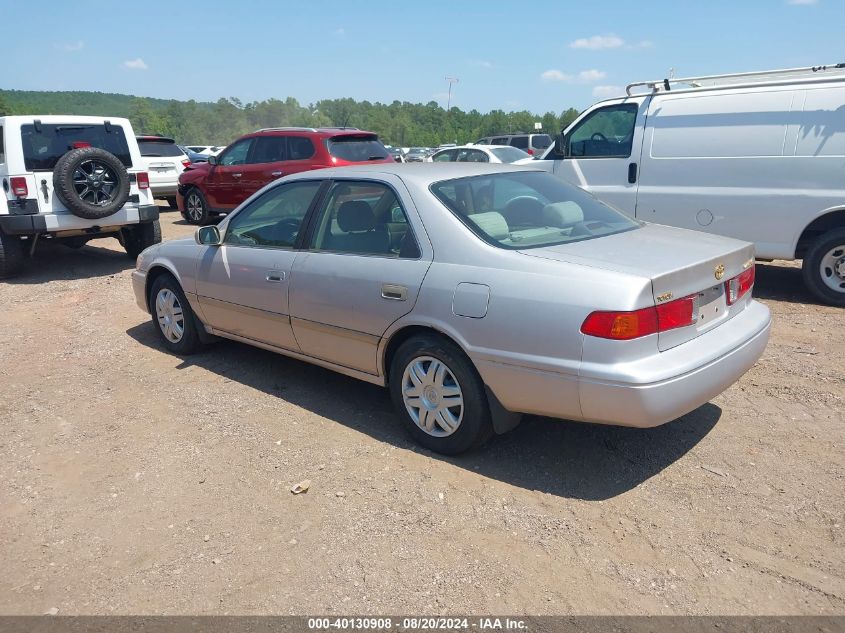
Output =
[
  {"x1": 53, "y1": 147, "x2": 130, "y2": 219},
  {"x1": 122, "y1": 220, "x2": 162, "y2": 260},
  {"x1": 148, "y1": 273, "x2": 203, "y2": 355},
  {"x1": 183, "y1": 187, "x2": 210, "y2": 225},
  {"x1": 61, "y1": 236, "x2": 89, "y2": 250},
  {"x1": 389, "y1": 334, "x2": 493, "y2": 455},
  {"x1": 802, "y1": 227, "x2": 845, "y2": 307},
  {"x1": 0, "y1": 229, "x2": 25, "y2": 279},
  {"x1": 166, "y1": 196, "x2": 178, "y2": 209}
]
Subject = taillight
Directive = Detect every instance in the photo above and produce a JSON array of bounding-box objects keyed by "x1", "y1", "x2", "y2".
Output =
[
  {"x1": 72, "y1": 141, "x2": 92, "y2": 149},
  {"x1": 725, "y1": 266, "x2": 755, "y2": 305},
  {"x1": 527, "y1": 148, "x2": 534, "y2": 155},
  {"x1": 182, "y1": 159, "x2": 191, "y2": 169},
  {"x1": 581, "y1": 294, "x2": 697, "y2": 340},
  {"x1": 10, "y1": 177, "x2": 28, "y2": 197},
  {"x1": 136, "y1": 172, "x2": 150, "y2": 190}
]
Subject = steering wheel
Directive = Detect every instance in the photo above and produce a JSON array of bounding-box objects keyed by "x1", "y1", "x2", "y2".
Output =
[
  {"x1": 590, "y1": 132, "x2": 608, "y2": 142},
  {"x1": 274, "y1": 217, "x2": 302, "y2": 242}
]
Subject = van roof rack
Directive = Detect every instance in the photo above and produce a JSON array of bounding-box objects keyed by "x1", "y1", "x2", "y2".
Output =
[{"x1": 626, "y1": 62, "x2": 845, "y2": 96}]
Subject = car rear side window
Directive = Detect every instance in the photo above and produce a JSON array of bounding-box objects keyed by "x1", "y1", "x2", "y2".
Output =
[
  {"x1": 250, "y1": 136, "x2": 287, "y2": 163},
  {"x1": 510, "y1": 136, "x2": 528, "y2": 149},
  {"x1": 326, "y1": 135, "x2": 389, "y2": 162},
  {"x1": 309, "y1": 181, "x2": 420, "y2": 258},
  {"x1": 531, "y1": 134, "x2": 552, "y2": 149},
  {"x1": 0, "y1": 126, "x2": 4, "y2": 164},
  {"x1": 491, "y1": 137, "x2": 508, "y2": 145},
  {"x1": 288, "y1": 136, "x2": 315, "y2": 160},
  {"x1": 138, "y1": 140, "x2": 183, "y2": 157},
  {"x1": 21, "y1": 123, "x2": 132, "y2": 170}
]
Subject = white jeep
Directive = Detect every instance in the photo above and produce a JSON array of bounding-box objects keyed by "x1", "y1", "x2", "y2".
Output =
[{"x1": 0, "y1": 115, "x2": 161, "y2": 278}]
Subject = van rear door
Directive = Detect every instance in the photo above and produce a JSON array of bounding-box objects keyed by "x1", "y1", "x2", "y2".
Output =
[{"x1": 552, "y1": 96, "x2": 649, "y2": 216}]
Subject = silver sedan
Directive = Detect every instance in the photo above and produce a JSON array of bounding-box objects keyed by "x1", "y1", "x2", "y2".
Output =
[{"x1": 132, "y1": 163, "x2": 771, "y2": 455}]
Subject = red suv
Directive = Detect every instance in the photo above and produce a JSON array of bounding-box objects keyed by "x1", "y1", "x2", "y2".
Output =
[{"x1": 177, "y1": 127, "x2": 394, "y2": 224}]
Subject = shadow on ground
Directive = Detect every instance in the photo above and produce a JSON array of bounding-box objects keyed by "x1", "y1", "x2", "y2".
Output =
[
  {"x1": 753, "y1": 261, "x2": 821, "y2": 305},
  {"x1": 2, "y1": 239, "x2": 135, "y2": 284},
  {"x1": 127, "y1": 322, "x2": 721, "y2": 501}
]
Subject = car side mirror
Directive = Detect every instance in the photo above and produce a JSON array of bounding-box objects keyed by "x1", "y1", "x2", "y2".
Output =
[
  {"x1": 196, "y1": 225, "x2": 222, "y2": 246},
  {"x1": 207, "y1": 155, "x2": 218, "y2": 166},
  {"x1": 554, "y1": 134, "x2": 568, "y2": 158}
]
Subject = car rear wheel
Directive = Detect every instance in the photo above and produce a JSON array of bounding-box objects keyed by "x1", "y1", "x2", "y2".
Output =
[
  {"x1": 802, "y1": 228, "x2": 845, "y2": 307},
  {"x1": 184, "y1": 188, "x2": 210, "y2": 225},
  {"x1": 389, "y1": 334, "x2": 493, "y2": 455},
  {"x1": 0, "y1": 229, "x2": 24, "y2": 279},
  {"x1": 149, "y1": 274, "x2": 203, "y2": 355},
  {"x1": 122, "y1": 220, "x2": 162, "y2": 260}
]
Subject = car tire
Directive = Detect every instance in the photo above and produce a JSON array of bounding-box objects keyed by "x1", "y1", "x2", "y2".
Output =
[
  {"x1": 389, "y1": 334, "x2": 493, "y2": 455},
  {"x1": 183, "y1": 187, "x2": 210, "y2": 225},
  {"x1": 0, "y1": 229, "x2": 25, "y2": 279},
  {"x1": 166, "y1": 196, "x2": 178, "y2": 209},
  {"x1": 802, "y1": 227, "x2": 845, "y2": 307},
  {"x1": 122, "y1": 220, "x2": 162, "y2": 260},
  {"x1": 149, "y1": 273, "x2": 203, "y2": 355},
  {"x1": 53, "y1": 147, "x2": 131, "y2": 220}
]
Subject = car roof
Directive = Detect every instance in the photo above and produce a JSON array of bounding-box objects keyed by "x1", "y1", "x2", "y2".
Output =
[
  {"x1": 0, "y1": 115, "x2": 132, "y2": 125},
  {"x1": 242, "y1": 127, "x2": 379, "y2": 140},
  {"x1": 286, "y1": 162, "x2": 542, "y2": 184}
]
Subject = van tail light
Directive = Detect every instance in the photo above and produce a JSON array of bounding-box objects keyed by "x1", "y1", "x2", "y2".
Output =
[
  {"x1": 526, "y1": 149, "x2": 534, "y2": 155},
  {"x1": 136, "y1": 172, "x2": 150, "y2": 190},
  {"x1": 10, "y1": 177, "x2": 28, "y2": 197},
  {"x1": 581, "y1": 295, "x2": 697, "y2": 340},
  {"x1": 182, "y1": 159, "x2": 191, "y2": 169},
  {"x1": 725, "y1": 266, "x2": 755, "y2": 305}
]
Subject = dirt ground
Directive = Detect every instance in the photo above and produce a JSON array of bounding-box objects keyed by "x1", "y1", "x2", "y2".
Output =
[{"x1": 0, "y1": 207, "x2": 843, "y2": 616}]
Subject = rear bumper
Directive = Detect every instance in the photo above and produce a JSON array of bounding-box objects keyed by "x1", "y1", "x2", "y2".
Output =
[
  {"x1": 150, "y1": 183, "x2": 178, "y2": 197},
  {"x1": 577, "y1": 301, "x2": 771, "y2": 427},
  {"x1": 476, "y1": 300, "x2": 771, "y2": 428},
  {"x1": 0, "y1": 205, "x2": 159, "y2": 235}
]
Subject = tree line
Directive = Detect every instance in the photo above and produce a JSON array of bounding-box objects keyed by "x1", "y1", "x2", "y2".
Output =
[{"x1": 0, "y1": 90, "x2": 581, "y2": 148}]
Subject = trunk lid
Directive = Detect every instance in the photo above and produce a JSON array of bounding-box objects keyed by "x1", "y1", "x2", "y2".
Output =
[{"x1": 520, "y1": 223, "x2": 755, "y2": 350}]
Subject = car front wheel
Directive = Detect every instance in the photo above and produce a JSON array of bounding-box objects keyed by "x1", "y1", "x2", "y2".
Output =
[
  {"x1": 802, "y1": 228, "x2": 845, "y2": 307},
  {"x1": 389, "y1": 334, "x2": 493, "y2": 455},
  {"x1": 149, "y1": 274, "x2": 203, "y2": 355},
  {"x1": 184, "y1": 188, "x2": 210, "y2": 225}
]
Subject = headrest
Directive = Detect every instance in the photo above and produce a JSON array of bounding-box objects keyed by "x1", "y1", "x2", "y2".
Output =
[
  {"x1": 468, "y1": 212, "x2": 510, "y2": 240},
  {"x1": 543, "y1": 202, "x2": 584, "y2": 227},
  {"x1": 337, "y1": 200, "x2": 375, "y2": 232}
]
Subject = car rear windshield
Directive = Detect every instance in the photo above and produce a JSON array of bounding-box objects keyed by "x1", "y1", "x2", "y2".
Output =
[
  {"x1": 326, "y1": 135, "x2": 389, "y2": 162},
  {"x1": 430, "y1": 171, "x2": 639, "y2": 250},
  {"x1": 138, "y1": 140, "x2": 184, "y2": 157},
  {"x1": 21, "y1": 123, "x2": 132, "y2": 170},
  {"x1": 532, "y1": 134, "x2": 552, "y2": 149},
  {"x1": 490, "y1": 147, "x2": 530, "y2": 163}
]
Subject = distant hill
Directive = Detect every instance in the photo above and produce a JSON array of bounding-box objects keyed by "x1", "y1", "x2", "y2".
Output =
[{"x1": 0, "y1": 89, "x2": 213, "y2": 118}]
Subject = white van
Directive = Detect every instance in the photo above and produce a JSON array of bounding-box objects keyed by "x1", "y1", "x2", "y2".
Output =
[{"x1": 531, "y1": 64, "x2": 845, "y2": 306}]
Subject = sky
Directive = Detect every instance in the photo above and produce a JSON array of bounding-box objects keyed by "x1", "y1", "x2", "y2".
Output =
[{"x1": 3, "y1": 0, "x2": 843, "y2": 114}]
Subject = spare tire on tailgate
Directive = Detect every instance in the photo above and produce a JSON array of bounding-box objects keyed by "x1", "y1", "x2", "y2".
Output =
[{"x1": 53, "y1": 147, "x2": 131, "y2": 220}]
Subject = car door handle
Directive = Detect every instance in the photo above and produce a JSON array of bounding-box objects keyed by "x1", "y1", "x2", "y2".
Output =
[
  {"x1": 628, "y1": 162, "x2": 638, "y2": 184},
  {"x1": 271, "y1": 171, "x2": 283, "y2": 177},
  {"x1": 381, "y1": 284, "x2": 407, "y2": 301},
  {"x1": 266, "y1": 270, "x2": 286, "y2": 282},
  {"x1": 232, "y1": 173, "x2": 243, "y2": 178}
]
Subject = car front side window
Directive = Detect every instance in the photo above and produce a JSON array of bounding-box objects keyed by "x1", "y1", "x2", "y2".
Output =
[
  {"x1": 223, "y1": 181, "x2": 322, "y2": 248},
  {"x1": 219, "y1": 138, "x2": 253, "y2": 166},
  {"x1": 567, "y1": 104, "x2": 638, "y2": 158}
]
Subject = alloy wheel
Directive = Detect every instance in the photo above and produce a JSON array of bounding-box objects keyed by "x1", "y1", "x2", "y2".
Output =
[
  {"x1": 72, "y1": 160, "x2": 119, "y2": 206},
  {"x1": 186, "y1": 192, "x2": 204, "y2": 222}
]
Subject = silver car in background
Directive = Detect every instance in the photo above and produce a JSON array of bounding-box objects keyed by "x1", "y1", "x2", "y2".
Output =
[{"x1": 132, "y1": 163, "x2": 771, "y2": 455}]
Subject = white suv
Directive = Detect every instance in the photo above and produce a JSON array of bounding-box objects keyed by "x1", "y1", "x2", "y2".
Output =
[
  {"x1": 135, "y1": 135, "x2": 189, "y2": 208},
  {"x1": 0, "y1": 115, "x2": 161, "y2": 278}
]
